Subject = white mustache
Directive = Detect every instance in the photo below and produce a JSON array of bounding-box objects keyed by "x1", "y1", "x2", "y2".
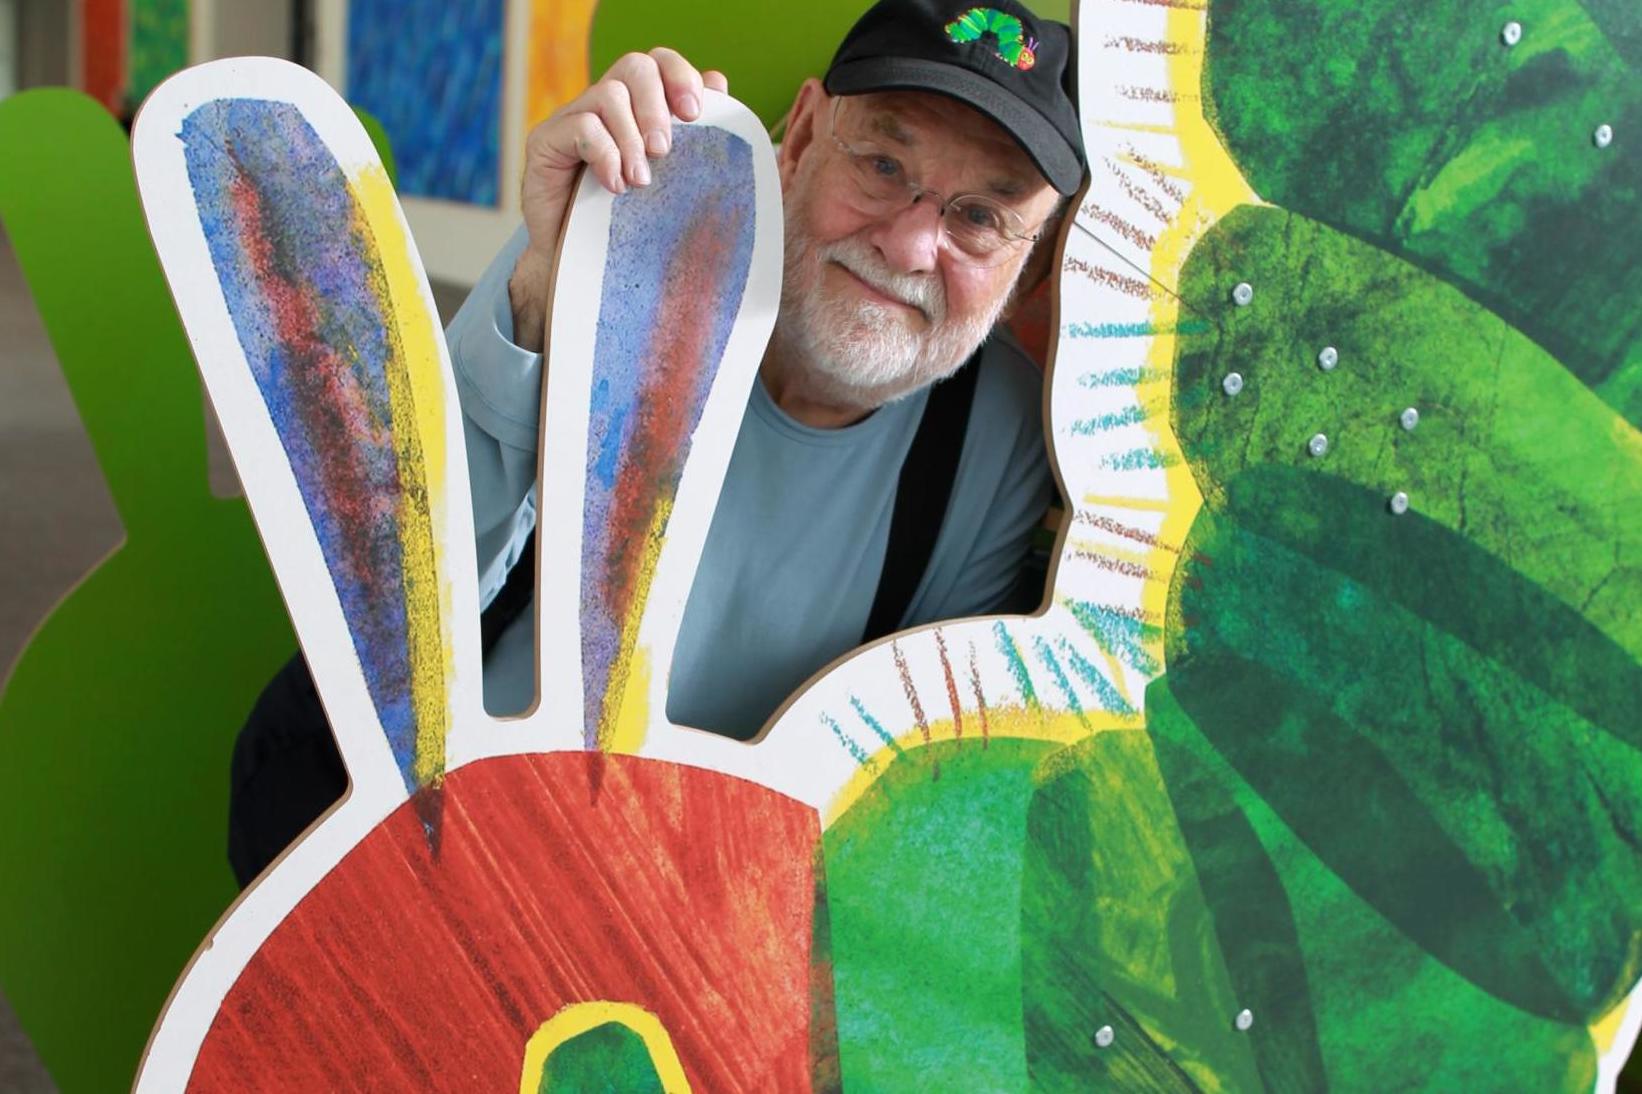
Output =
[{"x1": 817, "y1": 238, "x2": 944, "y2": 323}]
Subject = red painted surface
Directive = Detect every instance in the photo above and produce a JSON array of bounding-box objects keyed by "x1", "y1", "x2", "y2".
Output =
[
  {"x1": 188, "y1": 753, "x2": 823, "y2": 1091},
  {"x1": 81, "y1": 0, "x2": 126, "y2": 114}
]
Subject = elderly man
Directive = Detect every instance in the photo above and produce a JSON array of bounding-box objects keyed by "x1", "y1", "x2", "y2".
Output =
[
  {"x1": 229, "y1": 0, "x2": 1084, "y2": 882},
  {"x1": 461, "y1": 0, "x2": 1084, "y2": 729}
]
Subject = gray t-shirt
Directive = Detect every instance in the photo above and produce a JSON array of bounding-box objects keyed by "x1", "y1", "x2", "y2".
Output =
[{"x1": 449, "y1": 227, "x2": 1051, "y2": 738}]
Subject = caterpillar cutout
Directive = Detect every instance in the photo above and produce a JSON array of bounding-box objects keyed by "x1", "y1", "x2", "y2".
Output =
[
  {"x1": 945, "y1": 7, "x2": 1038, "y2": 71},
  {"x1": 103, "y1": 0, "x2": 1642, "y2": 1085}
]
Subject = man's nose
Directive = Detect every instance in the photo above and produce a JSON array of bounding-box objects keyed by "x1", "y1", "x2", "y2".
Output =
[{"x1": 868, "y1": 196, "x2": 943, "y2": 275}]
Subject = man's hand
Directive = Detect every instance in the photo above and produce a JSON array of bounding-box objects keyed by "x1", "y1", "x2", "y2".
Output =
[{"x1": 508, "y1": 49, "x2": 730, "y2": 353}]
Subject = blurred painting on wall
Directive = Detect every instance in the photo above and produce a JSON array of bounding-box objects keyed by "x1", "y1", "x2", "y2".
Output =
[
  {"x1": 345, "y1": 0, "x2": 505, "y2": 206},
  {"x1": 77, "y1": 0, "x2": 189, "y2": 116},
  {"x1": 524, "y1": 0, "x2": 598, "y2": 136},
  {"x1": 129, "y1": 0, "x2": 188, "y2": 105}
]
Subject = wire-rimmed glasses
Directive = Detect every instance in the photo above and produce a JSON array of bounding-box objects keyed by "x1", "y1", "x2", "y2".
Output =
[{"x1": 824, "y1": 97, "x2": 1046, "y2": 269}]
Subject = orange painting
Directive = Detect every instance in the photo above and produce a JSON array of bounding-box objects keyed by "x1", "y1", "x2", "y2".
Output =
[{"x1": 525, "y1": 0, "x2": 600, "y2": 133}]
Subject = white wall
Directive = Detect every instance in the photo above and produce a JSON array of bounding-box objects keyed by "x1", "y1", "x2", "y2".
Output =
[{"x1": 192, "y1": 0, "x2": 294, "y2": 63}]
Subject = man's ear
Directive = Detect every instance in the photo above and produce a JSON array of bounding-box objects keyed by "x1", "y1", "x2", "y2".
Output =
[{"x1": 776, "y1": 78, "x2": 829, "y2": 192}]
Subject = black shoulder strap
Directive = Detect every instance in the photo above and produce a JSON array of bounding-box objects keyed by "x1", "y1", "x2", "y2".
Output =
[
  {"x1": 479, "y1": 529, "x2": 538, "y2": 658},
  {"x1": 481, "y1": 357, "x2": 982, "y2": 655},
  {"x1": 861, "y1": 354, "x2": 982, "y2": 644}
]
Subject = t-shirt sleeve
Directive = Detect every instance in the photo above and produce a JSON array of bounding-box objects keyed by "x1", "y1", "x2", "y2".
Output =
[
  {"x1": 907, "y1": 337, "x2": 1053, "y2": 625},
  {"x1": 444, "y1": 223, "x2": 541, "y2": 608}
]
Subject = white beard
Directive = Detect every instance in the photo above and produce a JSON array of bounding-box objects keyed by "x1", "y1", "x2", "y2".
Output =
[{"x1": 772, "y1": 218, "x2": 1010, "y2": 412}]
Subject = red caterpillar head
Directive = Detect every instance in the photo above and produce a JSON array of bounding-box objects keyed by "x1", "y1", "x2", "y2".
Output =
[{"x1": 1015, "y1": 37, "x2": 1038, "y2": 70}]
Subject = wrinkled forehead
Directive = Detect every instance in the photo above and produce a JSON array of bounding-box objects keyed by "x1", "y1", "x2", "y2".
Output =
[{"x1": 835, "y1": 90, "x2": 1046, "y2": 197}]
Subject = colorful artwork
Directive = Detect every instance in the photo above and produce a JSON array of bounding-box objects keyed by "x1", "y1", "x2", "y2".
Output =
[
  {"x1": 580, "y1": 126, "x2": 757, "y2": 749},
  {"x1": 346, "y1": 0, "x2": 504, "y2": 206},
  {"x1": 131, "y1": 56, "x2": 790, "y2": 1088},
  {"x1": 180, "y1": 99, "x2": 454, "y2": 794},
  {"x1": 1014, "y1": 0, "x2": 1642, "y2": 1086},
  {"x1": 945, "y1": 7, "x2": 1039, "y2": 71},
  {"x1": 127, "y1": 0, "x2": 1641, "y2": 1085},
  {"x1": 186, "y1": 755, "x2": 821, "y2": 1089}
]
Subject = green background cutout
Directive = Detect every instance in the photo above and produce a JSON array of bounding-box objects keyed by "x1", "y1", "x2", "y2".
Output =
[{"x1": 0, "y1": 92, "x2": 394, "y2": 1094}]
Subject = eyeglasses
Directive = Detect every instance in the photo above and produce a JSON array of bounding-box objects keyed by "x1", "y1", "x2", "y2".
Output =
[{"x1": 825, "y1": 98, "x2": 1045, "y2": 269}]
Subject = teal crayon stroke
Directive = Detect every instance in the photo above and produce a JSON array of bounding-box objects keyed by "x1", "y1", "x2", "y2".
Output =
[
  {"x1": 1056, "y1": 636, "x2": 1135, "y2": 715},
  {"x1": 1031, "y1": 635, "x2": 1088, "y2": 726},
  {"x1": 1071, "y1": 406, "x2": 1148, "y2": 435},
  {"x1": 992, "y1": 621, "x2": 1041, "y2": 711},
  {"x1": 851, "y1": 695, "x2": 905, "y2": 756},
  {"x1": 822, "y1": 712, "x2": 872, "y2": 766}
]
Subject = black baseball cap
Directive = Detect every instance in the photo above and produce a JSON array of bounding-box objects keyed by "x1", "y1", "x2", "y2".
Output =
[{"x1": 823, "y1": 0, "x2": 1086, "y2": 195}]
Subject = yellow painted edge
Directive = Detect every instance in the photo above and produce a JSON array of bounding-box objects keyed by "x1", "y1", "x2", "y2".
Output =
[
  {"x1": 606, "y1": 645, "x2": 653, "y2": 756},
  {"x1": 1591, "y1": 978, "x2": 1642, "y2": 1055},
  {"x1": 351, "y1": 163, "x2": 453, "y2": 787},
  {"x1": 519, "y1": 1001, "x2": 691, "y2": 1094},
  {"x1": 1080, "y1": 492, "x2": 1177, "y2": 512},
  {"x1": 597, "y1": 499, "x2": 673, "y2": 753}
]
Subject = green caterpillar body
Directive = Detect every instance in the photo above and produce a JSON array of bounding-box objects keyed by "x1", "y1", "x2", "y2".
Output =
[{"x1": 944, "y1": 7, "x2": 1038, "y2": 70}]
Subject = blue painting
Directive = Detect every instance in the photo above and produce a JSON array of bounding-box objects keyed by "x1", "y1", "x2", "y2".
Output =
[
  {"x1": 346, "y1": 0, "x2": 504, "y2": 206},
  {"x1": 179, "y1": 99, "x2": 452, "y2": 794},
  {"x1": 578, "y1": 126, "x2": 756, "y2": 750}
]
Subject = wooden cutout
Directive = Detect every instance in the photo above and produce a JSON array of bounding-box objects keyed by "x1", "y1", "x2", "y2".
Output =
[
  {"x1": 127, "y1": 0, "x2": 1642, "y2": 1081},
  {"x1": 132, "y1": 56, "x2": 800, "y2": 1089}
]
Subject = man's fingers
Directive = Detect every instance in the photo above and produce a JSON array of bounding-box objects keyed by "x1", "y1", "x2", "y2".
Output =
[
  {"x1": 650, "y1": 46, "x2": 706, "y2": 122},
  {"x1": 523, "y1": 48, "x2": 729, "y2": 203},
  {"x1": 622, "y1": 63, "x2": 675, "y2": 159},
  {"x1": 562, "y1": 111, "x2": 626, "y2": 193},
  {"x1": 589, "y1": 79, "x2": 652, "y2": 187}
]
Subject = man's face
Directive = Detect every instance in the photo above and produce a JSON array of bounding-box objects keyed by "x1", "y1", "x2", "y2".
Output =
[{"x1": 774, "y1": 89, "x2": 1062, "y2": 411}]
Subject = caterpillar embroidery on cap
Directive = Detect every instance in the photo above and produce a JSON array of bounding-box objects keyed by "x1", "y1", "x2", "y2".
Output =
[{"x1": 945, "y1": 7, "x2": 1038, "y2": 71}]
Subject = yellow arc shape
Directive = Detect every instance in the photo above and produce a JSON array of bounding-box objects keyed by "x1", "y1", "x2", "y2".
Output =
[
  {"x1": 1129, "y1": 5, "x2": 1258, "y2": 675},
  {"x1": 519, "y1": 1001, "x2": 691, "y2": 1094}
]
